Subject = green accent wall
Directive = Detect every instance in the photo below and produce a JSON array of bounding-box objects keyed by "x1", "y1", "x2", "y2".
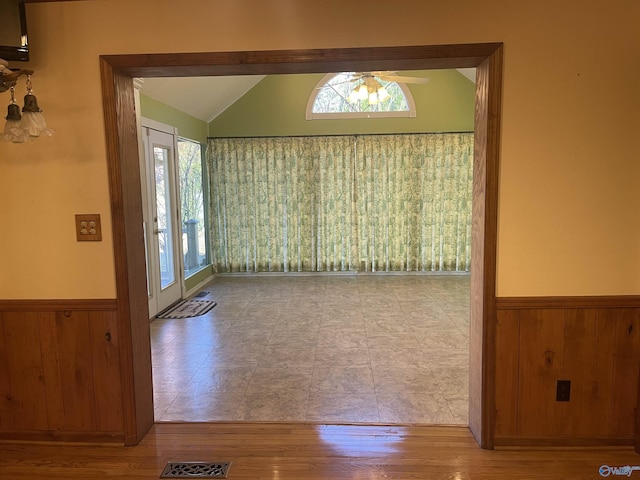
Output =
[
  {"x1": 185, "y1": 266, "x2": 214, "y2": 292},
  {"x1": 140, "y1": 94, "x2": 209, "y2": 144},
  {"x1": 208, "y1": 70, "x2": 475, "y2": 137}
]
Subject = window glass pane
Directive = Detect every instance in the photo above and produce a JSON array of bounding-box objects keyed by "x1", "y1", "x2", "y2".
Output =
[
  {"x1": 177, "y1": 139, "x2": 208, "y2": 278},
  {"x1": 153, "y1": 145, "x2": 176, "y2": 288}
]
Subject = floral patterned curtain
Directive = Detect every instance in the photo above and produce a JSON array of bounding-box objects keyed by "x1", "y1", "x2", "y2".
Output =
[
  {"x1": 356, "y1": 134, "x2": 473, "y2": 272},
  {"x1": 207, "y1": 133, "x2": 472, "y2": 273},
  {"x1": 207, "y1": 136, "x2": 355, "y2": 272}
]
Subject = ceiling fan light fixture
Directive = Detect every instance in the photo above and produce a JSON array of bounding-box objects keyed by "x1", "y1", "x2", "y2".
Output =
[
  {"x1": 377, "y1": 86, "x2": 390, "y2": 102},
  {"x1": 348, "y1": 83, "x2": 368, "y2": 103},
  {"x1": 356, "y1": 84, "x2": 368, "y2": 100},
  {"x1": 348, "y1": 74, "x2": 394, "y2": 105}
]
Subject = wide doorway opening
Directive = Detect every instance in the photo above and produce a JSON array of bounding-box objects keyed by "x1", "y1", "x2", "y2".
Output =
[
  {"x1": 142, "y1": 69, "x2": 476, "y2": 424},
  {"x1": 100, "y1": 43, "x2": 501, "y2": 448}
]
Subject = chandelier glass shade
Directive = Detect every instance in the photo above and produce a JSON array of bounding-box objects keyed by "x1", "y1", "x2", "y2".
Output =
[
  {"x1": 1, "y1": 87, "x2": 24, "y2": 143},
  {"x1": 1, "y1": 59, "x2": 53, "y2": 143}
]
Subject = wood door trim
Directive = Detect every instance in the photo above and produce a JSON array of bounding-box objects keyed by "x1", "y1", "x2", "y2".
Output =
[
  {"x1": 100, "y1": 58, "x2": 154, "y2": 446},
  {"x1": 465, "y1": 46, "x2": 502, "y2": 450},
  {"x1": 100, "y1": 44, "x2": 502, "y2": 77},
  {"x1": 99, "y1": 43, "x2": 503, "y2": 447}
]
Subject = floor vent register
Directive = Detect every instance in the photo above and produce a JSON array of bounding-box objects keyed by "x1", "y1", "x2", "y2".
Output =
[{"x1": 160, "y1": 461, "x2": 231, "y2": 478}]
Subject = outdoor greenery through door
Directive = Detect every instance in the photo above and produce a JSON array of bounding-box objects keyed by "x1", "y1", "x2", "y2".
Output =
[{"x1": 178, "y1": 138, "x2": 208, "y2": 278}]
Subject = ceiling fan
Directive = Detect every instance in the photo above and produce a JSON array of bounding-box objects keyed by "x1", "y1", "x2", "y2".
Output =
[
  {"x1": 341, "y1": 71, "x2": 429, "y2": 105},
  {"x1": 350, "y1": 71, "x2": 430, "y2": 85},
  {"x1": 316, "y1": 71, "x2": 429, "y2": 105}
]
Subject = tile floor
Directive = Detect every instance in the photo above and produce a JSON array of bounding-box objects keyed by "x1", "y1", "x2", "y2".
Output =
[{"x1": 150, "y1": 274, "x2": 470, "y2": 424}]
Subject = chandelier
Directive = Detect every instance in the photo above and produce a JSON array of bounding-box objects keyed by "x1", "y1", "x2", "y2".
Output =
[{"x1": 0, "y1": 58, "x2": 53, "y2": 143}]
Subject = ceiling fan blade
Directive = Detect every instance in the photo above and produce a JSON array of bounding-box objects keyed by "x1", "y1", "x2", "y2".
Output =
[
  {"x1": 377, "y1": 74, "x2": 429, "y2": 84},
  {"x1": 315, "y1": 71, "x2": 429, "y2": 89}
]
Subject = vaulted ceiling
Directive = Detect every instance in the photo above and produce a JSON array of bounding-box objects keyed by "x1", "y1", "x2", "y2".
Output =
[{"x1": 139, "y1": 69, "x2": 475, "y2": 123}]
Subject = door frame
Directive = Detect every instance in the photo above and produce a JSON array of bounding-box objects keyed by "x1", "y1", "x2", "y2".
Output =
[{"x1": 99, "y1": 43, "x2": 503, "y2": 447}]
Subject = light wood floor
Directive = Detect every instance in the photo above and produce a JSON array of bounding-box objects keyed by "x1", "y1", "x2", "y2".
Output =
[
  {"x1": 151, "y1": 274, "x2": 470, "y2": 424},
  {"x1": 1, "y1": 423, "x2": 638, "y2": 479}
]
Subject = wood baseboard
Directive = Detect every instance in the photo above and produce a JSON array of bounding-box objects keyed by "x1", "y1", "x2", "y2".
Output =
[
  {"x1": 494, "y1": 435, "x2": 635, "y2": 448},
  {"x1": 0, "y1": 430, "x2": 125, "y2": 444}
]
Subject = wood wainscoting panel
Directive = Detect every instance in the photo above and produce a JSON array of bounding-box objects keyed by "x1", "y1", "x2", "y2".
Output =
[
  {"x1": 0, "y1": 300, "x2": 124, "y2": 442},
  {"x1": 608, "y1": 308, "x2": 640, "y2": 436},
  {"x1": 560, "y1": 308, "x2": 609, "y2": 436},
  {"x1": 38, "y1": 312, "x2": 66, "y2": 430},
  {"x1": 0, "y1": 312, "x2": 49, "y2": 431},
  {"x1": 89, "y1": 310, "x2": 124, "y2": 433},
  {"x1": 55, "y1": 311, "x2": 97, "y2": 431},
  {"x1": 494, "y1": 296, "x2": 640, "y2": 446},
  {"x1": 517, "y1": 309, "x2": 565, "y2": 435},
  {"x1": 494, "y1": 309, "x2": 519, "y2": 435}
]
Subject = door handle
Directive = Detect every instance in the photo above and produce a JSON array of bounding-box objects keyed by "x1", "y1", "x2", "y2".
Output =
[{"x1": 154, "y1": 228, "x2": 165, "y2": 235}]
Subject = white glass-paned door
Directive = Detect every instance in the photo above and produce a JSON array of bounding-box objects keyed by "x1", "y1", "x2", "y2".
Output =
[{"x1": 141, "y1": 121, "x2": 183, "y2": 317}]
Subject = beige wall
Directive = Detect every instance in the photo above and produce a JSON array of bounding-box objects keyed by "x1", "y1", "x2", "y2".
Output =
[{"x1": 0, "y1": 0, "x2": 638, "y2": 298}]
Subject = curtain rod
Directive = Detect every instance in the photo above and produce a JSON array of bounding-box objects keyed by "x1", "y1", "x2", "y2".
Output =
[{"x1": 206, "y1": 131, "x2": 474, "y2": 141}]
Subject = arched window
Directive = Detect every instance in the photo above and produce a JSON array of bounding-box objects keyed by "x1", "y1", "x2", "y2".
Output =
[{"x1": 306, "y1": 72, "x2": 417, "y2": 120}]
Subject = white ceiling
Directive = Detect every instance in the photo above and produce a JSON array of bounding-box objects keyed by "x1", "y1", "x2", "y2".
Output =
[
  {"x1": 457, "y1": 68, "x2": 476, "y2": 83},
  {"x1": 140, "y1": 75, "x2": 266, "y2": 122},
  {"x1": 139, "y1": 69, "x2": 476, "y2": 123}
]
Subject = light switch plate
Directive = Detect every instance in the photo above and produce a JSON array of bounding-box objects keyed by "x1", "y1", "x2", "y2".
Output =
[{"x1": 75, "y1": 214, "x2": 102, "y2": 241}]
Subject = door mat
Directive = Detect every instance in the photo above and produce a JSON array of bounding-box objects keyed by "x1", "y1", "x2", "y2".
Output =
[
  {"x1": 156, "y1": 299, "x2": 217, "y2": 319},
  {"x1": 160, "y1": 461, "x2": 231, "y2": 478}
]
